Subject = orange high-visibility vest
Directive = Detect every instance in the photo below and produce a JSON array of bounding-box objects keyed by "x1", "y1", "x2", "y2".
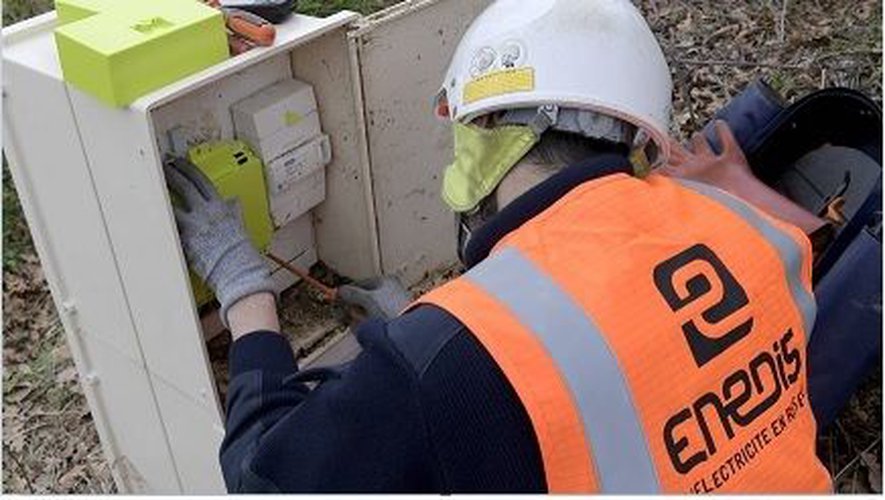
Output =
[{"x1": 416, "y1": 173, "x2": 832, "y2": 494}]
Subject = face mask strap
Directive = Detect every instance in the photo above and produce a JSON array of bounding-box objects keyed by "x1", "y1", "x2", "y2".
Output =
[
  {"x1": 457, "y1": 214, "x2": 472, "y2": 263},
  {"x1": 457, "y1": 193, "x2": 499, "y2": 263}
]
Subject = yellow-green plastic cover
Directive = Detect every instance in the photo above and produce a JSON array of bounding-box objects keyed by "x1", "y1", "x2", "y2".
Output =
[
  {"x1": 186, "y1": 141, "x2": 274, "y2": 306},
  {"x1": 54, "y1": 0, "x2": 229, "y2": 107}
]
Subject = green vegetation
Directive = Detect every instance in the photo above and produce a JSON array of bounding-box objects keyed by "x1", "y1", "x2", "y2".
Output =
[
  {"x1": 2, "y1": 0, "x2": 51, "y2": 25},
  {"x1": 299, "y1": 0, "x2": 391, "y2": 17}
]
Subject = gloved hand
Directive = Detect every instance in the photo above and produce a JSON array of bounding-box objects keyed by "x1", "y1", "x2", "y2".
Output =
[
  {"x1": 164, "y1": 157, "x2": 277, "y2": 327},
  {"x1": 337, "y1": 276, "x2": 412, "y2": 321},
  {"x1": 661, "y1": 120, "x2": 753, "y2": 189}
]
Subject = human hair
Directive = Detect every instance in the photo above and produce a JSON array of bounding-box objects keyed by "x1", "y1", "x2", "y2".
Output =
[
  {"x1": 493, "y1": 130, "x2": 629, "y2": 209},
  {"x1": 460, "y1": 130, "x2": 629, "y2": 242}
]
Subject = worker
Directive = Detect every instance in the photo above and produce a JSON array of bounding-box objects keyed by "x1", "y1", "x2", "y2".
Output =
[{"x1": 165, "y1": 0, "x2": 838, "y2": 493}]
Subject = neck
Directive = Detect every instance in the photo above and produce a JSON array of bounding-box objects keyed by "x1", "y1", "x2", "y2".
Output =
[{"x1": 461, "y1": 154, "x2": 633, "y2": 268}]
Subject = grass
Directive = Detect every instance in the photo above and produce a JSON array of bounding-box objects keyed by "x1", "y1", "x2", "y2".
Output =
[
  {"x1": 1, "y1": 0, "x2": 50, "y2": 24},
  {"x1": 298, "y1": 0, "x2": 391, "y2": 17},
  {"x1": 2, "y1": 0, "x2": 882, "y2": 494}
]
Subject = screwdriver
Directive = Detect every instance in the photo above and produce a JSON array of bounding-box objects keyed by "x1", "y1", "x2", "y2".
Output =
[
  {"x1": 267, "y1": 253, "x2": 338, "y2": 302},
  {"x1": 267, "y1": 253, "x2": 413, "y2": 321}
]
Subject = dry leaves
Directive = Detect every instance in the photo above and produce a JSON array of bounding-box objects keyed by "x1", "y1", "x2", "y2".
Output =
[
  {"x1": 861, "y1": 450, "x2": 882, "y2": 493},
  {"x1": 2, "y1": 255, "x2": 116, "y2": 493},
  {"x1": 823, "y1": 370, "x2": 884, "y2": 493},
  {"x1": 639, "y1": 0, "x2": 882, "y2": 139}
]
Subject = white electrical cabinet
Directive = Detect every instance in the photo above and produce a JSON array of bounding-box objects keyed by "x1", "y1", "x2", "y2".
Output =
[{"x1": 2, "y1": 0, "x2": 492, "y2": 493}]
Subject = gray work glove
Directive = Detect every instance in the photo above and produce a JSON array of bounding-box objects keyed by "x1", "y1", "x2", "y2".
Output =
[
  {"x1": 337, "y1": 276, "x2": 412, "y2": 321},
  {"x1": 164, "y1": 157, "x2": 277, "y2": 327}
]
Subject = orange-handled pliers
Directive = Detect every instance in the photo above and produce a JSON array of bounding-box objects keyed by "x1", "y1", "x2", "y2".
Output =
[
  {"x1": 201, "y1": 0, "x2": 276, "y2": 50},
  {"x1": 222, "y1": 8, "x2": 276, "y2": 47}
]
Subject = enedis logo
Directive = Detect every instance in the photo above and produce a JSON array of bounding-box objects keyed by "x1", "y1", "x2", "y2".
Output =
[{"x1": 653, "y1": 244, "x2": 807, "y2": 491}]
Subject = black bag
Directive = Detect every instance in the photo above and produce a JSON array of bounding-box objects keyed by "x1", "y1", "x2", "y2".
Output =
[{"x1": 715, "y1": 83, "x2": 882, "y2": 430}]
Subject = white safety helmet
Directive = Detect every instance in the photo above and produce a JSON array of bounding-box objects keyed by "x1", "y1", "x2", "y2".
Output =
[{"x1": 435, "y1": 0, "x2": 673, "y2": 165}]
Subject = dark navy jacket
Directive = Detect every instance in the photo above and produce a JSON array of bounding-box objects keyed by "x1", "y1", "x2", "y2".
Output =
[
  {"x1": 219, "y1": 156, "x2": 632, "y2": 492},
  {"x1": 219, "y1": 154, "x2": 862, "y2": 492}
]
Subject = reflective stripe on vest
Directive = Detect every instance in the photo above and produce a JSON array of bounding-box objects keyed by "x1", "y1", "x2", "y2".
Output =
[
  {"x1": 417, "y1": 174, "x2": 832, "y2": 493},
  {"x1": 675, "y1": 179, "x2": 817, "y2": 338},
  {"x1": 469, "y1": 247, "x2": 660, "y2": 493}
]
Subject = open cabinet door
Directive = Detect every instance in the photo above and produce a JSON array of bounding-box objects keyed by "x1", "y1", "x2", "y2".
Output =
[{"x1": 349, "y1": 0, "x2": 493, "y2": 286}]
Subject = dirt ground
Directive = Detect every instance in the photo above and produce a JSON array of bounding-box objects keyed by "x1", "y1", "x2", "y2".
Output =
[{"x1": 3, "y1": 0, "x2": 882, "y2": 494}]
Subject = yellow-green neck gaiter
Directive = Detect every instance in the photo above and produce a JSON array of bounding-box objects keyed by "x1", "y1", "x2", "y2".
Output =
[{"x1": 443, "y1": 122, "x2": 539, "y2": 213}]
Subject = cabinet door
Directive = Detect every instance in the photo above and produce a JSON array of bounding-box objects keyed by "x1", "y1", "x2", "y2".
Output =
[
  {"x1": 65, "y1": 86, "x2": 227, "y2": 493},
  {"x1": 352, "y1": 0, "x2": 493, "y2": 285}
]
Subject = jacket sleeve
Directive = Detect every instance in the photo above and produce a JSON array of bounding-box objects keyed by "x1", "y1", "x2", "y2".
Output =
[
  {"x1": 218, "y1": 331, "x2": 303, "y2": 491},
  {"x1": 218, "y1": 326, "x2": 439, "y2": 492}
]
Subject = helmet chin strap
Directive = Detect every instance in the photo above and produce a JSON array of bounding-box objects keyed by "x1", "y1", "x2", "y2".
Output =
[
  {"x1": 629, "y1": 129, "x2": 654, "y2": 177},
  {"x1": 530, "y1": 104, "x2": 559, "y2": 136}
]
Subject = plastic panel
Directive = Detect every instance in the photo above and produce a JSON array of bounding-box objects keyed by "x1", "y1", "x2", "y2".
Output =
[
  {"x1": 67, "y1": 85, "x2": 226, "y2": 492},
  {"x1": 3, "y1": 39, "x2": 183, "y2": 492}
]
